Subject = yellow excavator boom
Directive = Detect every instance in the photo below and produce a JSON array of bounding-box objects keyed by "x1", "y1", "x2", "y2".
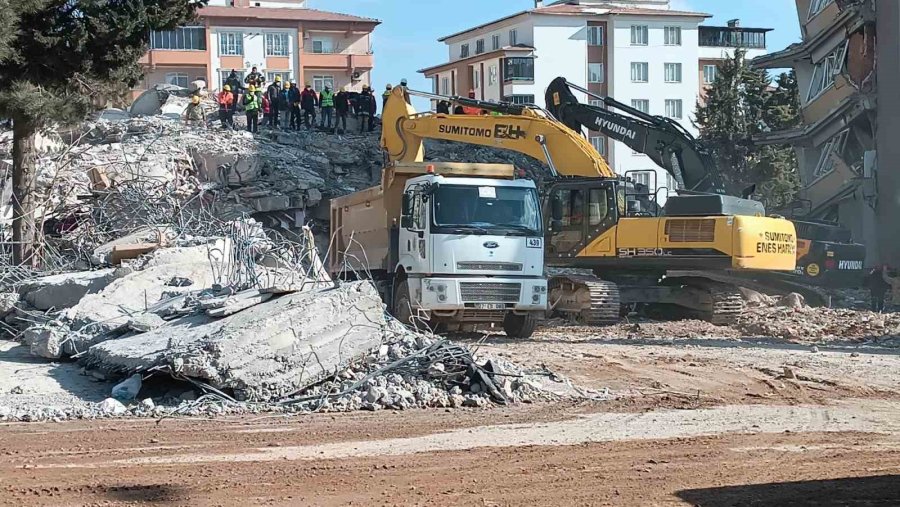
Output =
[{"x1": 380, "y1": 86, "x2": 615, "y2": 179}]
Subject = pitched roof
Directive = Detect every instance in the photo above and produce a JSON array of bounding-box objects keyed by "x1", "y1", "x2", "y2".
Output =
[
  {"x1": 438, "y1": 2, "x2": 709, "y2": 42},
  {"x1": 200, "y1": 6, "x2": 380, "y2": 24}
]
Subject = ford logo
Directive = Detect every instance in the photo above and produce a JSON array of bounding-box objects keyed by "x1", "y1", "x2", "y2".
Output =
[{"x1": 483, "y1": 241, "x2": 499, "y2": 249}]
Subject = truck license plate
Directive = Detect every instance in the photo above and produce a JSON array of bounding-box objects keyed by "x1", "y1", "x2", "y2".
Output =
[{"x1": 475, "y1": 303, "x2": 505, "y2": 310}]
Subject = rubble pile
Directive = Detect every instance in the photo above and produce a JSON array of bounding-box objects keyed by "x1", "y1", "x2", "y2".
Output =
[{"x1": 738, "y1": 296, "x2": 900, "y2": 342}]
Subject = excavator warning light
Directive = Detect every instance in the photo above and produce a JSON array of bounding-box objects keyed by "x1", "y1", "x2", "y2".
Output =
[{"x1": 426, "y1": 164, "x2": 435, "y2": 174}]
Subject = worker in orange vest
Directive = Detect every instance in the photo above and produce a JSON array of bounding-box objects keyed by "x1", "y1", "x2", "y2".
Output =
[{"x1": 461, "y1": 90, "x2": 482, "y2": 115}]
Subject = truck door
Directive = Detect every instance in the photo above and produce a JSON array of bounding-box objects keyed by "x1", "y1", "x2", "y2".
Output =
[
  {"x1": 398, "y1": 188, "x2": 430, "y2": 273},
  {"x1": 546, "y1": 182, "x2": 617, "y2": 259}
]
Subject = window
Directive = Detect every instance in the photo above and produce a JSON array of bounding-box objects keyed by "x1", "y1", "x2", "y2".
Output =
[
  {"x1": 165, "y1": 72, "x2": 189, "y2": 88},
  {"x1": 312, "y1": 75, "x2": 334, "y2": 92},
  {"x1": 588, "y1": 63, "x2": 605, "y2": 84},
  {"x1": 698, "y1": 27, "x2": 767, "y2": 49},
  {"x1": 807, "y1": 41, "x2": 848, "y2": 102},
  {"x1": 665, "y1": 99, "x2": 683, "y2": 119},
  {"x1": 631, "y1": 62, "x2": 648, "y2": 83},
  {"x1": 492, "y1": 34, "x2": 501, "y2": 51},
  {"x1": 441, "y1": 77, "x2": 450, "y2": 95},
  {"x1": 509, "y1": 29, "x2": 518, "y2": 46},
  {"x1": 474, "y1": 69, "x2": 481, "y2": 89},
  {"x1": 813, "y1": 129, "x2": 849, "y2": 179},
  {"x1": 703, "y1": 65, "x2": 718, "y2": 84},
  {"x1": 588, "y1": 188, "x2": 609, "y2": 226},
  {"x1": 265, "y1": 32, "x2": 289, "y2": 57},
  {"x1": 631, "y1": 171, "x2": 653, "y2": 187},
  {"x1": 589, "y1": 99, "x2": 606, "y2": 109},
  {"x1": 664, "y1": 26, "x2": 682, "y2": 46},
  {"x1": 488, "y1": 65, "x2": 498, "y2": 85},
  {"x1": 503, "y1": 57, "x2": 534, "y2": 82},
  {"x1": 587, "y1": 26, "x2": 604, "y2": 46},
  {"x1": 808, "y1": 0, "x2": 835, "y2": 19},
  {"x1": 664, "y1": 63, "x2": 682, "y2": 83},
  {"x1": 433, "y1": 76, "x2": 439, "y2": 94},
  {"x1": 631, "y1": 99, "x2": 649, "y2": 113},
  {"x1": 312, "y1": 38, "x2": 334, "y2": 54},
  {"x1": 590, "y1": 136, "x2": 607, "y2": 157},
  {"x1": 460, "y1": 43, "x2": 470, "y2": 58},
  {"x1": 150, "y1": 27, "x2": 206, "y2": 50},
  {"x1": 665, "y1": 173, "x2": 679, "y2": 191},
  {"x1": 218, "y1": 32, "x2": 243, "y2": 56},
  {"x1": 630, "y1": 25, "x2": 648, "y2": 46},
  {"x1": 476, "y1": 39, "x2": 485, "y2": 54},
  {"x1": 507, "y1": 94, "x2": 535, "y2": 105},
  {"x1": 267, "y1": 71, "x2": 293, "y2": 84},
  {"x1": 219, "y1": 70, "x2": 244, "y2": 88}
]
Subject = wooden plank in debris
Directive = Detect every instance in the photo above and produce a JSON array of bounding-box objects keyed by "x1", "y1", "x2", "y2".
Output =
[
  {"x1": 109, "y1": 243, "x2": 159, "y2": 264},
  {"x1": 87, "y1": 167, "x2": 111, "y2": 191},
  {"x1": 207, "y1": 290, "x2": 273, "y2": 318}
]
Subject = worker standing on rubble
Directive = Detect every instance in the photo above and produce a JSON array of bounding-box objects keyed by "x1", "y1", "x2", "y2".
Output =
[
  {"x1": 288, "y1": 82, "x2": 301, "y2": 130},
  {"x1": 319, "y1": 84, "x2": 335, "y2": 131},
  {"x1": 245, "y1": 67, "x2": 264, "y2": 91},
  {"x1": 183, "y1": 95, "x2": 206, "y2": 127},
  {"x1": 225, "y1": 70, "x2": 242, "y2": 95},
  {"x1": 217, "y1": 85, "x2": 235, "y2": 129},
  {"x1": 334, "y1": 86, "x2": 350, "y2": 134},
  {"x1": 243, "y1": 85, "x2": 260, "y2": 134},
  {"x1": 266, "y1": 76, "x2": 282, "y2": 128},
  {"x1": 864, "y1": 265, "x2": 890, "y2": 312},
  {"x1": 278, "y1": 81, "x2": 292, "y2": 129},
  {"x1": 300, "y1": 83, "x2": 318, "y2": 130},
  {"x1": 382, "y1": 84, "x2": 392, "y2": 109},
  {"x1": 356, "y1": 85, "x2": 373, "y2": 133}
]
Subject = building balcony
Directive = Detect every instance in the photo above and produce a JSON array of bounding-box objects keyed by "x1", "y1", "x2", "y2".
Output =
[
  {"x1": 301, "y1": 52, "x2": 374, "y2": 70},
  {"x1": 140, "y1": 50, "x2": 209, "y2": 68}
]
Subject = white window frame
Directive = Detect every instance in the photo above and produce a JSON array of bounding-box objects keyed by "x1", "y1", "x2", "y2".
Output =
[
  {"x1": 703, "y1": 65, "x2": 718, "y2": 85},
  {"x1": 588, "y1": 63, "x2": 605, "y2": 84},
  {"x1": 632, "y1": 171, "x2": 653, "y2": 186},
  {"x1": 492, "y1": 34, "x2": 501, "y2": 51},
  {"x1": 665, "y1": 99, "x2": 683, "y2": 120},
  {"x1": 587, "y1": 26, "x2": 604, "y2": 46},
  {"x1": 265, "y1": 32, "x2": 290, "y2": 57},
  {"x1": 311, "y1": 38, "x2": 334, "y2": 54},
  {"x1": 806, "y1": 40, "x2": 848, "y2": 102},
  {"x1": 808, "y1": 0, "x2": 835, "y2": 20},
  {"x1": 473, "y1": 68, "x2": 481, "y2": 89},
  {"x1": 590, "y1": 136, "x2": 607, "y2": 157},
  {"x1": 441, "y1": 77, "x2": 450, "y2": 95},
  {"x1": 165, "y1": 72, "x2": 189, "y2": 88},
  {"x1": 631, "y1": 62, "x2": 649, "y2": 83},
  {"x1": 664, "y1": 26, "x2": 682, "y2": 46},
  {"x1": 509, "y1": 29, "x2": 518, "y2": 46},
  {"x1": 460, "y1": 43, "x2": 470, "y2": 58},
  {"x1": 507, "y1": 94, "x2": 535, "y2": 105},
  {"x1": 218, "y1": 31, "x2": 243, "y2": 56},
  {"x1": 266, "y1": 71, "x2": 293, "y2": 85},
  {"x1": 631, "y1": 99, "x2": 649, "y2": 113},
  {"x1": 150, "y1": 26, "x2": 206, "y2": 51},
  {"x1": 630, "y1": 25, "x2": 648, "y2": 46},
  {"x1": 312, "y1": 75, "x2": 334, "y2": 92},
  {"x1": 813, "y1": 129, "x2": 849, "y2": 180},
  {"x1": 665, "y1": 173, "x2": 679, "y2": 191},
  {"x1": 589, "y1": 99, "x2": 606, "y2": 109},
  {"x1": 664, "y1": 63, "x2": 682, "y2": 84},
  {"x1": 488, "y1": 65, "x2": 498, "y2": 85}
]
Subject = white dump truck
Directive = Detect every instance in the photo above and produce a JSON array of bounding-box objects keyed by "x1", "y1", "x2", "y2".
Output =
[{"x1": 330, "y1": 161, "x2": 547, "y2": 338}]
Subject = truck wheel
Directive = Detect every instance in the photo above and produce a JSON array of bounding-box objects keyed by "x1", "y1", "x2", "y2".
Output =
[
  {"x1": 503, "y1": 313, "x2": 538, "y2": 339},
  {"x1": 392, "y1": 280, "x2": 414, "y2": 327}
]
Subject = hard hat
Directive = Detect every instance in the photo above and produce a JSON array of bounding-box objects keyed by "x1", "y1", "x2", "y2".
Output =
[
  {"x1": 400, "y1": 78, "x2": 408, "y2": 86},
  {"x1": 275, "y1": 75, "x2": 282, "y2": 82},
  {"x1": 191, "y1": 95, "x2": 200, "y2": 104},
  {"x1": 341, "y1": 85, "x2": 348, "y2": 91},
  {"x1": 283, "y1": 82, "x2": 290, "y2": 89},
  {"x1": 305, "y1": 82, "x2": 311, "y2": 87},
  {"x1": 247, "y1": 85, "x2": 255, "y2": 92},
  {"x1": 223, "y1": 84, "x2": 231, "y2": 91},
  {"x1": 386, "y1": 84, "x2": 392, "y2": 90}
]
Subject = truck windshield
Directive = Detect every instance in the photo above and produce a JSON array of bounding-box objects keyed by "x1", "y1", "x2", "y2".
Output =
[{"x1": 432, "y1": 184, "x2": 542, "y2": 235}]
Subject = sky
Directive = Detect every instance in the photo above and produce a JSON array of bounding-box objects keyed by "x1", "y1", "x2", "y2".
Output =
[{"x1": 307, "y1": 0, "x2": 803, "y2": 109}]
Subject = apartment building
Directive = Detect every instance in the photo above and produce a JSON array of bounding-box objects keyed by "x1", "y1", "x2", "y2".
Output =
[
  {"x1": 419, "y1": 0, "x2": 769, "y2": 198},
  {"x1": 751, "y1": 0, "x2": 890, "y2": 263},
  {"x1": 698, "y1": 19, "x2": 770, "y2": 98},
  {"x1": 137, "y1": 0, "x2": 379, "y2": 97}
]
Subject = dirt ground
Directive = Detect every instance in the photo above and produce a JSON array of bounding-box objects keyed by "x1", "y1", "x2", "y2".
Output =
[{"x1": 2, "y1": 324, "x2": 900, "y2": 506}]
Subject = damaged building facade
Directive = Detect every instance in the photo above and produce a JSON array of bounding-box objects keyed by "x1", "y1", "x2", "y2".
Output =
[
  {"x1": 752, "y1": 0, "x2": 888, "y2": 264},
  {"x1": 136, "y1": 0, "x2": 379, "y2": 96}
]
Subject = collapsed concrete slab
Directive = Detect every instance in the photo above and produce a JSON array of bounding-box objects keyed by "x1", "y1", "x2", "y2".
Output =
[
  {"x1": 19, "y1": 269, "x2": 120, "y2": 311},
  {"x1": 85, "y1": 281, "x2": 385, "y2": 401},
  {"x1": 190, "y1": 147, "x2": 261, "y2": 186}
]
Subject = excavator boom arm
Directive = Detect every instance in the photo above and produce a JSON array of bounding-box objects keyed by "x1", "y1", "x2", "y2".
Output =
[{"x1": 381, "y1": 86, "x2": 615, "y2": 179}]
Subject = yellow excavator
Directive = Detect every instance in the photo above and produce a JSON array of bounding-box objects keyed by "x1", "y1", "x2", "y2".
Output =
[{"x1": 380, "y1": 86, "x2": 797, "y2": 324}]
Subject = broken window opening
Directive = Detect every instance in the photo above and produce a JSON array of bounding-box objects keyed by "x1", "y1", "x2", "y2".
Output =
[{"x1": 806, "y1": 40, "x2": 848, "y2": 102}]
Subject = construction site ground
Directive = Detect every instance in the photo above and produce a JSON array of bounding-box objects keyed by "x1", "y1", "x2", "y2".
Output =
[{"x1": 3, "y1": 321, "x2": 899, "y2": 506}]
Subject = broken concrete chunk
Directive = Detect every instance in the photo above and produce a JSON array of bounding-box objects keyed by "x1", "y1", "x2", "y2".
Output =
[
  {"x1": 19, "y1": 269, "x2": 119, "y2": 311},
  {"x1": 190, "y1": 148, "x2": 261, "y2": 185},
  {"x1": 128, "y1": 313, "x2": 167, "y2": 333},
  {"x1": 91, "y1": 226, "x2": 172, "y2": 266},
  {"x1": 23, "y1": 325, "x2": 67, "y2": 359},
  {"x1": 97, "y1": 397, "x2": 127, "y2": 415}
]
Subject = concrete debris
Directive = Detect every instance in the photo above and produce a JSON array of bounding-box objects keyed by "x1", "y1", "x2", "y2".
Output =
[
  {"x1": 97, "y1": 397, "x2": 127, "y2": 415},
  {"x1": 738, "y1": 300, "x2": 900, "y2": 342},
  {"x1": 111, "y1": 373, "x2": 142, "y2": 401},
  {"x1": 19, "y1": 269, "x2": 120, "y2": 311}
]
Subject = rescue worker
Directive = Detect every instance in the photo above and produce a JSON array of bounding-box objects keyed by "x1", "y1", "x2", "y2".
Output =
[
  {"x1": 882, "y1": 265, "x2": 900, "y2": 311},
  {"x1": 243, "y1": 85, "x2": 260, "y2": 133},
  {"x1": 217, "y1": 85, "x2": 235, "y2": 129},
  {"x1": 278, "y1": 81, "x2": 292, "y2": 129},
  {"x1": 334, "y1": 86, "x2": 351, "y2": 134},
  {"x1": 436, "y1": 100, "x2": 451, "y2": 114},
  {"x1": 864, "y1": 265, "x2": 890, "y2": 312},
  {"x1": 319, "y1": 84, "x2": 335, "y2": 131},
  {"x1": 225, "y1": 70, "x2": 242, "y2": 96},
  {"x1": 288, "y1": 82, "x2": 302, "y2": 130},
  {"x1": 356, "y1": 85, "x2": 373, "y2": 133},
  {"x1": 183, "y1": 95, "x2": 206, "y2": 127},
  {"x1": 244, "y1": 67, "x2": 264, "y2": 90},
  {"x1": 261, "y1": 92, "x2": 271, "y2": 127},
  {"x1": 462, "y1": 90, "x2": 482, "y2": 115},
  {"x1": 300, "y1": 83, "x2": 318, "y2": 129},
  {"x1": 382, "y1": 84, "x2": 392, "y2": 109},
  {"x1": 266, "y1": 76, "x2": 282, "y2": 128}
]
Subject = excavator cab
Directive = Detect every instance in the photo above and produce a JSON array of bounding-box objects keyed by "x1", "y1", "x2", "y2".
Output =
[{"x1": 544, "y1": 179, "x2": 620, "y2": 260}]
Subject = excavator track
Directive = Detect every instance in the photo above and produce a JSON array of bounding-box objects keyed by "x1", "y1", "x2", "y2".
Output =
[
  {"x1": 661, "y1": 276, "x2": 745, "y2": 325},
  {"x1": 549, "y1": 274, "x2": 621, "y2": 325}
]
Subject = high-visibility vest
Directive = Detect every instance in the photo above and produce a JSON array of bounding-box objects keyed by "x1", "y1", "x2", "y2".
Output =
[
  {"x1": 320, "y1": 89, "x2": 335, "y2": 107},
  {"x1": 244, "y1": 94, "x2": 259, "y2": 112}
]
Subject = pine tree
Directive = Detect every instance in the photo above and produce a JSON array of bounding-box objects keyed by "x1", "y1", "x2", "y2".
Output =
[
  {"x1": 0, "y1": 0, "x2": 205, "y2": 265},
  {"x1": 695, "y1": 51, "x2": 801, "y2": 208}
]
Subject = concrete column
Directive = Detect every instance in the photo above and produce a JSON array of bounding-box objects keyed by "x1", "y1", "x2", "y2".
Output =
[{"x1": 876, "y1": 0, "x2": 900, "y2": 266}]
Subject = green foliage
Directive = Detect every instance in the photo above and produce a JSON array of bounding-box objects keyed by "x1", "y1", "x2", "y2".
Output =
[{"x1": 695, "y1": 50, "x2": 802, "y2": 209}]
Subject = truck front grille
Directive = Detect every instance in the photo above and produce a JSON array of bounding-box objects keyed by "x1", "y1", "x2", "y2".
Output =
[
  {"x1": 459, "y1": 282, "x2": 522, "y2": 303},
  {"x1": 457, "y1": 262, "x2": 523, "y2": 272},
  {"x1": 665, "y1": 219, "x2": 716, "y2": 243}
]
